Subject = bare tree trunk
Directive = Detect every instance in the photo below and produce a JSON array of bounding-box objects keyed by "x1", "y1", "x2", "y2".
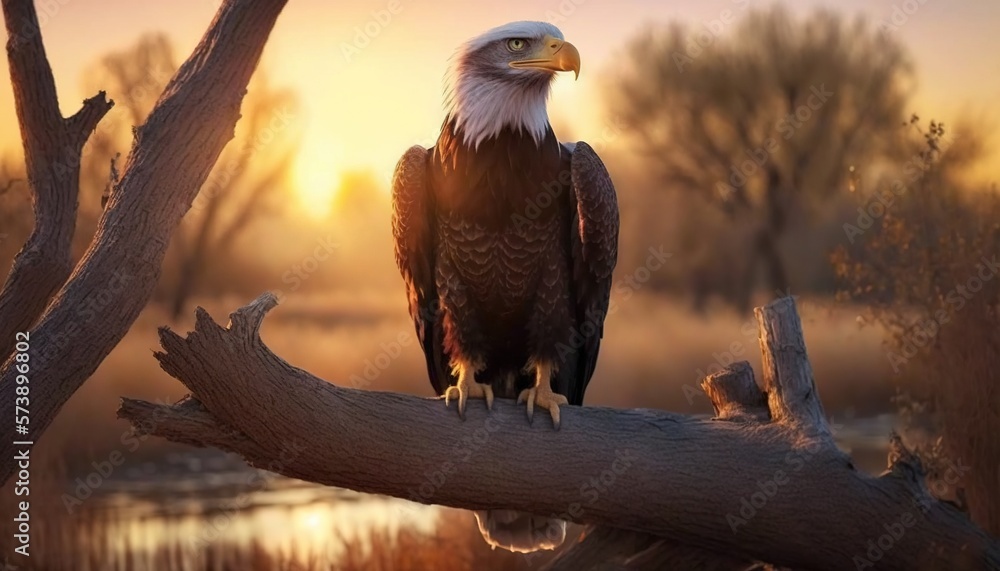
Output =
[
  {"x1": 170, "y1": 243, "x2": 206, "y2": 320},
  {"x1": 118, "y1": 295, "x2": 1000, "y2": 570},
  {"x1": 0, "y1": 0, "x2": 113, "y2": 362},
  {"x1": 756, "y1": 228, "x2": 789, "y2": 296},
  {"x1": 736, "y1": 243, "x2": 757, "y2": 314},
  {"x1": 757, "y1": 168, "x2": 791, "y2": 297},
  {"x1": 0, "y1": 0, "x2": 288, "y2": 485}
]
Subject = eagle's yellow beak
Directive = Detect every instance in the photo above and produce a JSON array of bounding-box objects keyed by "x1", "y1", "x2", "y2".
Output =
[{"x1": 509, "y1": 35, "x2": 581, "y2": 79}]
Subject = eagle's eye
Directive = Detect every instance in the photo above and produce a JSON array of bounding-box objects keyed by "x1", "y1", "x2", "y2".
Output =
[{"x1": 506, "y1": 38, "x2": 528, "y2": 52}]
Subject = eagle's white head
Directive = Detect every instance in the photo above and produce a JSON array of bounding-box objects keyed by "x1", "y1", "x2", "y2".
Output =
[{"x1": 444, "y1": 21, "x2": 581, "y2": 149}]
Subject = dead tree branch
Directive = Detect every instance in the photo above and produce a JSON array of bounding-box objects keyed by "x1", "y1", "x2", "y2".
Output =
[
  {"x1": 118, "y1": 295, "x2": 1000, "y2": 570},
  {"x1": 0, "y1": 0, "x2": 288, "y2": 484},
  {"x1": 0, "y1": 0, "x2": 114, "y2": 361}
]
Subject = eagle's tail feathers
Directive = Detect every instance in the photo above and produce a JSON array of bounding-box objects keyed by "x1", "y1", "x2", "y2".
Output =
[{"x1": 474, "y1": 510, "x2": 566, "y2": 553}]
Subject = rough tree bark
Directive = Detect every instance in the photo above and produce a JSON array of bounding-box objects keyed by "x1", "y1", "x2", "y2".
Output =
[
  {"x1": 0, "y1": 0, "x2": 288, "y2": 484},
  {"x1": 0, "y1": 0, "x2": 114, "y2": 361},
  {"x1": 119, "y1": 295, "x2": 1000, "y2": 570}
]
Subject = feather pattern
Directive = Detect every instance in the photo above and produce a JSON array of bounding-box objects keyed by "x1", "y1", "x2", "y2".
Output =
[{"x1": 391, "y1": 122, "x2": 619, "y2": 404}]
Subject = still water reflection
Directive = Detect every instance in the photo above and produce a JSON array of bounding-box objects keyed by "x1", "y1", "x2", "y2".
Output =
[{"x1": 72, "y1": 451, "x2": 438, "y2": 570}]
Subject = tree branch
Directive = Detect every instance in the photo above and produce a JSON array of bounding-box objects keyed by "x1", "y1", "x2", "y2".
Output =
[
  {"x1": 755, "y1": 297, "x2": 831, "y2": 435},
  {"x1": 701, "y1": 361, "x2": 769, "y2": 422},
  {"x1": 0, "y1": 0, "x2": 288, "y2": 484},
  {"x1": 118, "y1": 294, "x2": 1000, "y2": 570},
  {"x1": 0, "y1": 0, "x2": 114, "y2": 363},
  {"x1": 543, "y1": 525, "x2": 759, "y2": 571}
]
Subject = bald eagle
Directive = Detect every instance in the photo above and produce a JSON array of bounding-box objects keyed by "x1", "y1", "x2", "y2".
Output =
[{"x1": 391, "y1": 21, "x2": 619, "y2": 552}]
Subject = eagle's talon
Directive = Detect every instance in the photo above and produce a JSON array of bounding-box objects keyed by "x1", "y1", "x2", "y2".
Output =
[
  {"x1": 444, "y1": 369, "x2": 492, "y2": 419},
  {"x1": 444, "y1": 384, "x2": 467, "y2": 419},
  {"x1": 484, "y1": 384, "x2": 495, "y2": 411},
  {"x1": 517, "y1": 384, "x2": 566, "y2": 429},
  {"x1": 517, "y1": 387, "x2": 535, "y2": 422}
]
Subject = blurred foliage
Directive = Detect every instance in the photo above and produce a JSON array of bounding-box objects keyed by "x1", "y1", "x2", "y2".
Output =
[
  {"x1": 833, "y1": 117, "x2": 1000, "y2": 534},
  {"x1": 608, "y1": 6, "x2": 912, "y2": 311}
]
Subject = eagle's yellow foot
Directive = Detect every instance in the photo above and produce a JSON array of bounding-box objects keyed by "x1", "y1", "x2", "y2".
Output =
[
  {"x1": 517, "y1": 361, "x2": 567, "y2": 429},
  {"x1": 445, "y1": 360, "x2": 492, "y2": 419}
]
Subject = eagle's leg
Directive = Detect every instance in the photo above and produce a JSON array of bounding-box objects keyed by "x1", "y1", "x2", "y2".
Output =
[
  {"x1": 445, "y1": 358, "x2": 492, "y2": 419},
  {"x1": 517, "y1": 360, "x2": 568, "y2": 429}
]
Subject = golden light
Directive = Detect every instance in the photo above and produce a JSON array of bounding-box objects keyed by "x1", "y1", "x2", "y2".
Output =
[
  {"x1": 303, "y1": 512, "x2": 323, "y2": 529},
  {"x1": 294, "y1": 136, "x2": 344, "y2": 219}
]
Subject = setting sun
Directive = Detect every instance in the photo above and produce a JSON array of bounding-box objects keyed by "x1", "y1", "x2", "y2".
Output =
[{"x1": 294, "y1": 136, "x2": 344, "y2": 219}]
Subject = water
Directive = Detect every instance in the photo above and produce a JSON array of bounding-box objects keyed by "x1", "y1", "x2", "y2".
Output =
[{"x1": 72, "y1": 450, "x2": 439, "y2": 570}]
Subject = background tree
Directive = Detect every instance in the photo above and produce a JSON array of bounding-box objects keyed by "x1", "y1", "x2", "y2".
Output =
[
  {"x1": 166, "y1": 74, "x2": 298, "y2": 319},
  {"x1": 82, "y1": 34, "x2": 300, "y2": 318},
  {"x1": 609, "y1": 7, "x2": 911, "y2": 310}
]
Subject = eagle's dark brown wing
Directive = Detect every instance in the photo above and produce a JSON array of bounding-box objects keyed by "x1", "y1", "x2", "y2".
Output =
[
  {"x1": 391, "y1": 145, "x2": 452, "y2": 395},
  {"x1": 563, "y1": 141, "x2": 619, "y2": 405}
]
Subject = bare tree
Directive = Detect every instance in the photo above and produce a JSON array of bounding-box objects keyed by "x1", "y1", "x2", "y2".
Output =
[
  {"x1": 168, "y1": 74, "x2": 298, "y2": 319},
  {"x1": 79, "y1": 33, "x2": 177, "y2": 211},
  {"x1": 610, "y1": 7, "x2": 911, "y2": 308},
  {"x1": 79, "y1": 34, "x2": 299, "y2": 318},
  {"x1": 0, "y1": 0, "x2": 288, "y2": 484},
  {"x1": 0, "y1": 0, "x2": 114, "y2": 361},
  {"x1": 119, "y1": 294, "x2": 1000, "y2": 570}
]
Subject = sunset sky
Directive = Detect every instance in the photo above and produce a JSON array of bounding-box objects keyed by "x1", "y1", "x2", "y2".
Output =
[{"x1": 1, "y1": 0, "x2": 998, "y2": 210}]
